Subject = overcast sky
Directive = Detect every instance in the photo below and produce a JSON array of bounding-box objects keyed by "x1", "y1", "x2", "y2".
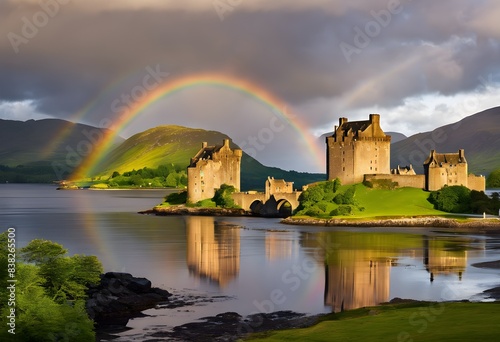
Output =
[{"x1": 1, "y1": 0, "x2": 499, "y2": 172}]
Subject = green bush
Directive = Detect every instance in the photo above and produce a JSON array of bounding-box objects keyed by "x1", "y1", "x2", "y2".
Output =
[
  {"x1": 212, "y1": 184, "x2": 238, "y2": 208},
  {"x1": 487, "y1": 169, "x2": 500, "y2": 188},
  {"x1": 0, "y1": 233, "x2": 101, "y2": 341},
  {"x1": 165, "y1": 191, "x2": 187, "y2": 204},
  {"x1": 330, "y1": 205, "x2": 352, "y2": 216},
  {"x1": 428, "y1": 186, "x2": 471, "y2": 213}
]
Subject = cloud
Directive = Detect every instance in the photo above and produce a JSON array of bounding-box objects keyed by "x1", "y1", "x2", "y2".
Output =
[{"x1": 1, "y1": 0, "x2": 500, "y2": 172}]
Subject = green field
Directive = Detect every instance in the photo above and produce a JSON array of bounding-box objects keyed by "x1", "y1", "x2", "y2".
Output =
[
  {"x1": 248, "y1": 302, "x2": 500, "y2": 342},
  {"x1": 294, "y1": 183, "x2": 447, "y2": 219},
  {"x1": 347, "y1": 184, "x2": 445, "y2": 218}
]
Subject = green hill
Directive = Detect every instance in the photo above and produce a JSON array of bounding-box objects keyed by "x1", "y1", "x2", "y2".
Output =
[
  {"x1": 0, "y1": 118, "x2": 123, "y2": 182},
  {"x1": 92, "y1": 125, "x2": 326, "y2": 191},
  {"x1": 391, "y1": 106, "x2": 500, "y2": 175}
]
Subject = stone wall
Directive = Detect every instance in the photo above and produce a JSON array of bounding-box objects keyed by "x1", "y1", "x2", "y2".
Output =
[
  {"x1": 468, "y1": 174, "x2": 486, "y2": 192},
  {"x1": 364, "y1": 174, "x2": 425, "y2": 189}
]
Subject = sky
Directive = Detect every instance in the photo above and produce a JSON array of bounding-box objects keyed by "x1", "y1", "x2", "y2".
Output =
[{"x1": 1, "y1": 0, "x2": 500, "y2": 173}]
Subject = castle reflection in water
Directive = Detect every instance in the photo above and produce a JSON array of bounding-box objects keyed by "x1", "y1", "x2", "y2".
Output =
[{"x1": 184, "y1": 217, "x2": 484, "y2": 311}]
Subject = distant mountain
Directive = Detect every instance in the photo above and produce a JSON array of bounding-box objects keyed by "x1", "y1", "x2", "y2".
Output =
[
  {"x1": 386, "y1": 132, "x2": 407, "y2": 143},
  {"x1": 319, "y1": 131, "x2": 406, "y2": 144},
  {"x1": 391, "y1": 106, "x2": 500, "y2": 175},
  {"x1": 0, "y1": 119, "x2": 123, "y2": 182},
  {"x1": 94, "y1": 125, "x2": 326, "y2": 191}
]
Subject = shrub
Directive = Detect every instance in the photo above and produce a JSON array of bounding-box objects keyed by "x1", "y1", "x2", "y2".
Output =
[
  {"x1": 428, "y1": 185, "x2": 471, "y2": 213},
  {"x1": 165, "y1": 191, "x2": 187, "y2": 204},
  {"x1": 212, "y1": 184, "x2": 237, "y2": 208},
  {"x1": 330, "y1": 205, "x2": 352, "y2": 216},
  {"x1": 487, "y1": 169, "x2": 500, "y2": 188}
]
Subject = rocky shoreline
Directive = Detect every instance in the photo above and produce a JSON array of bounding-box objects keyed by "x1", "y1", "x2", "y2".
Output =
[{"x1": 282, "y1": 216, "x2": 500, "y2": 230}]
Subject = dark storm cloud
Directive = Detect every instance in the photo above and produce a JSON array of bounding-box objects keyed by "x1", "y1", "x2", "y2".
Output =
[{"x1": 0, "y1": 0, "x2": 499, "y2": 127}]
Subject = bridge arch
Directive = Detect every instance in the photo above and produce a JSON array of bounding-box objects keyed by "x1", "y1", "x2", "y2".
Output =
[
  {"x1": 249, "y1": 200, "x2": 264, "y2": 214},
  {"x1": 276, "y1": 199, "x2": 293, "y2": 217}
]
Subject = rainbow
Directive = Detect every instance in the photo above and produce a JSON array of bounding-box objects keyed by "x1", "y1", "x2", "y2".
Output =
[
  {"x1": 41, "y1": 69, "x2": 147, "y2": 158},
  {"x1": 70, "y1": 73, "x2": 324, "y2": 180}
]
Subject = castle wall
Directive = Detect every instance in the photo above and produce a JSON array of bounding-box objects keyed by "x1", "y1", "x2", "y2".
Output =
[
  {"x1": 364, "y1": 174, "x2": 425, "y2": 189},
  {"x1": 468, "y1": 174, "x2": 486, "y2": 192}
]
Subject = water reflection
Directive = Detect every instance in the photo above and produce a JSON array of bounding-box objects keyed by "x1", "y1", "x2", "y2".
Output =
[
  {"x1": 423, "y1": 236, "x2": 484, "y2": 282},
  {"x1": 265, "y1": 231, "x2": 299, "y2": 260},
  {"x1": 300, "y1": 231, "x2": 487, "y2": 312},
  {"x1": 185, "y1": 216, "x2": 240, "y2": 288}
]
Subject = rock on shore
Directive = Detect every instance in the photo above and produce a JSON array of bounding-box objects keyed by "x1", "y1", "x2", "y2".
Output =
[{"x1": 86, "y1": 272, "x2": 172, "y2": 327}]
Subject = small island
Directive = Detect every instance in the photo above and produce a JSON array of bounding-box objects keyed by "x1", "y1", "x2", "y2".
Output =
[{"x1": 144, "y1": 115, "x2": 500, "y2": 228}]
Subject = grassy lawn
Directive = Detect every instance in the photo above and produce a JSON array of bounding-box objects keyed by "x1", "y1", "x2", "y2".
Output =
[
  {"x1": 247, "y1": 302, "x2": 500, "y2": 342},
  {"x1": 348, "y1": 184, "x2": 446, "y2": 218}
]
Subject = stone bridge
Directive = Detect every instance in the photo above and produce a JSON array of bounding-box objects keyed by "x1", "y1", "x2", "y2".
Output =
[{"x1": 232, "y1": 191, "x2": 301, "y2": 217}]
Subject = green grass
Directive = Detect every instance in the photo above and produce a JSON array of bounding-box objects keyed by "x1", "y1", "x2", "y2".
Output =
[
  {"x1": 347, "y1": 184, "x2": 445, "y2": 218},
  {"x1": 247, "y1": 302, "x2": 500, "y2": 342}
]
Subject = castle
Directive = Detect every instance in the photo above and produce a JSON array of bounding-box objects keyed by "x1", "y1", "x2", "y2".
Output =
[
  {"x1": 187, "y1": 139, "x2": 242, "y2": 203},
  {"x1": 326, "y1": 114, "x2": 485, "y2": 192},
  {"x1": 186, "y1": 115, "x2": 484, "y2": 207},
  {"x1": 326, "y1": 114, "x2": 391, "y2": 184}
]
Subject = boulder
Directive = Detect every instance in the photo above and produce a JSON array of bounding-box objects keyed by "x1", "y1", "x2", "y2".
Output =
[{"x1": 86, "y1": 272, "x2": 171, "y2": 328}]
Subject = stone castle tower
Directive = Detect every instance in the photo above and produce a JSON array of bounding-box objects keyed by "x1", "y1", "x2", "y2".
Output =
[
  {"x1": 423, "y1": 149, "x2": 485, "y2": 191},
  {"x1": 326, "y1": 114, "x2": 391, "y2": 184},
  {"x1": 187, "y1": 139, "x2": 242, "y2": 203}
]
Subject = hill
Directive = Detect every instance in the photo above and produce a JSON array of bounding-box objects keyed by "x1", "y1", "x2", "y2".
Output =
[
  {"x1": 391, "y1": 106, "x2": 500, "y2": 175},
  {"x1": 91, "y1": 125, "x2": 326, "y2": 191},
  {"x1": 0, "y1": 118, "x2": 123, "y2": 182}
]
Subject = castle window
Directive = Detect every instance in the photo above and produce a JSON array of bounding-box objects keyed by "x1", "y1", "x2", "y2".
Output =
[
  {"x1": 343, "y1": 167, "x2": 345, "y2": 171},
  {"x1": 375, "y1": 168, "x2": 378, "y2": 171},
  {"x1": 370, "y1": 167, "x2": 372, "y2": 170}
]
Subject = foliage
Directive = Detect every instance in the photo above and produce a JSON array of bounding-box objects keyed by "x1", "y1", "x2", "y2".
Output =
[
  {"x1": 20, "y1": 239, "x2": 103, "y2": 303},
  {"x1": 87, "y1": 164, "x2": 189, "y2": 188},
  {"x1": 296, "y1": 179, "x2": 361, "y2": 217},
  {"x1": 165, "y1": 191, "x2": 187, "y2": 204},
  {"x1": 333, "y1": 186, "x2": 356, "y2": 205},
  {"x1": 364, "y1": 178, "x2": 399, "y2": 190},
  {"x1": 330, "y1": 205, "x2": 353, "y2": 216},
  {"x1": 194, "y1": 199, "x2": 217, "y2": 207},
  {"x1": 0, "y1": 233, "x2": 100, "y2": 341},
  {"x1": 487, "y1": 169, "x2": 500, "y2": 188},
  {"x1": 428, "y1": 185, "x2": 500, "y2": 214},
  {"x1": 428, "y1": 186, "x2": 471, "y2": 213},
  {"x1": 212, "y1": 184, "x2": 238, "y2": 208}
]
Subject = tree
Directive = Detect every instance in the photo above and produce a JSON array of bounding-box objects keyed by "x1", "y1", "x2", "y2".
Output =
[
  {"x1": 428, "y1": 186, "x2": 471, "y2": 213},
  {"x1": 487, "y1": 169, "x2": 500, "y2": 188},
  {"x1": 0, "y1": 233, "x2": 98, "y2": 341},
  {"x1": 212, "y1": 184, "x2": 237, "y2": 208},
  {"x1": 20, "y1": 239, "x2": 102, "y2": 302}
]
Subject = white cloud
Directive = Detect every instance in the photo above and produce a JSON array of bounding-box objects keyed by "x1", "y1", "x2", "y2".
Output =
[{"x1": 0, "y1": 100, "x2": 49, "y2": 121}]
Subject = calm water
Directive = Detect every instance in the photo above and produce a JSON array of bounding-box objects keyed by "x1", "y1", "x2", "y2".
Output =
[{"x1": 1, "y1": 184, "x2": 500, "y2": 340}]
